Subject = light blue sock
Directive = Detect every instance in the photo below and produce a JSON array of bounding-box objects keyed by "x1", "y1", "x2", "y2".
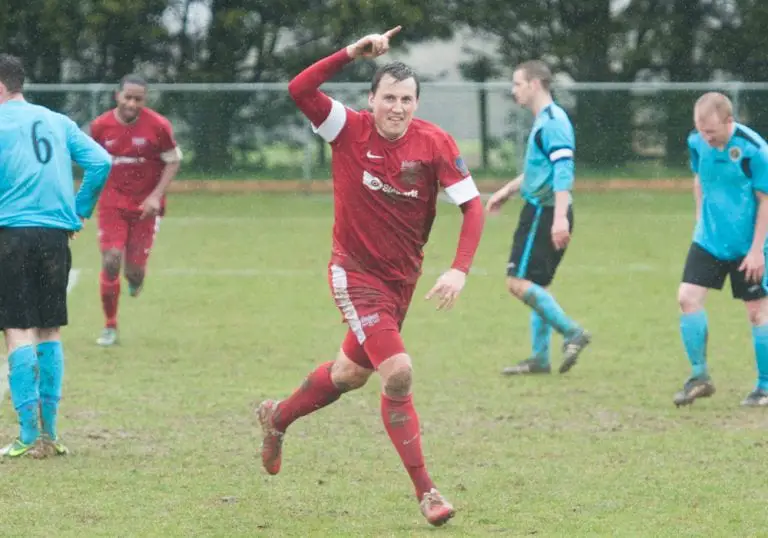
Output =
[
  {"x1": 37, "y1": 341, "x2": 64, "y2": 440},
  {"x1": 522, "y1": 284, "x2": 580, "y2": 337},
  {"x1": 8, "y1": 345, "x2": 39, "y2": 445},
  {"x1": 751, "y1": 324, "x2": 768, "y2": 391},
  {"x1": 530, "y1": 310, "x2": 552, "y2": 364},
  {"x1": 680, "y1": 310, "x2": 708, "y2": 378}
]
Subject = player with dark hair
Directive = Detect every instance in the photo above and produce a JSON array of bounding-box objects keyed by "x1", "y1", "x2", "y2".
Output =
[
  {"x1": 255, "y1": 27, "x2": 485, "y2": 526},
  {"x1": 0, "y1": 53, "x2": 112, "y2": 457},
  {"x1": 89, "y1": 74, "x2": 182, "y2": 346}
]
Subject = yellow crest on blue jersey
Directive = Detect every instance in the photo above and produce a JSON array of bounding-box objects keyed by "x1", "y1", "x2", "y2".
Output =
[{"x1": 729, "y1": 146, "x2": 742, "y2": 162}]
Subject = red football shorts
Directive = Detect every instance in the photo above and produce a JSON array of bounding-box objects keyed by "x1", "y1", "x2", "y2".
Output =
[
  {"x1": 328, "y1": 264, "x2": 416, "y2": 370},
  {"x1": 98, "y1": 207, "x2": 160, "y2": 267}
]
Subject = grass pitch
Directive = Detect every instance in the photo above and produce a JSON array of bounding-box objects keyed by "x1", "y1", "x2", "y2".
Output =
[{"x1": 1, "y1": 190, "x2": 767, "y2": 537}]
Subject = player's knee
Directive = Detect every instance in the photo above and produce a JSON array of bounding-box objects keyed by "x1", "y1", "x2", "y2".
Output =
[
  {"x1": 678, "y1": 284, "x2": 705, "y2": 313},
  {"x1": 381, "y1": 356, "x2": 413, "y2": 398},
  {"x1": 506, "y1": 277, "x2": 530, "y2": 300},
  {"x1": 102, "y1": 250, "x2": 122, "y2": 279},
  {"x1": 745, "y1": 299, "x2": 768, "y2": 326},
  {"x1": 330, "y1": 353, "x2": 371, "y2": 392},
  {"x1": 124, "y1": 264, "x2": 145, "y2": 285},
  {"x1": 35, "y1": 328, "x2": 60, "y2": 342},
  {"x1": 3, "y1": 329, "x2": 35, "y2": 353}
]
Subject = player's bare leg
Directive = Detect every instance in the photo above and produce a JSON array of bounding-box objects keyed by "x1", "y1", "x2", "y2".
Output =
[
  {"x1": 98, "y1": 248, "x2": 122, "y2": 346},
  {"x1": 505, "y1": 277, "x2": 590, "y2": 374},
  {"x1": 125, "y1": 263, "x2": 146, "y2": 298},
  {"x1": 256, "y1": 348, "x2": 371, "y2": 475},
  {"x1": 377, "y1": 347, "x2": 455, "y2": 527}
]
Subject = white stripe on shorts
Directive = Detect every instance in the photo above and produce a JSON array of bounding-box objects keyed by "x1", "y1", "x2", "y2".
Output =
[{"x1": 330, "y1": 264, "x2": 366, "y2": 344}]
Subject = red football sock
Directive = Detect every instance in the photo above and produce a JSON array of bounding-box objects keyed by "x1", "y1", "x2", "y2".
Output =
[
  {"x1": 100, "y1": 271, "x2": 120, "y2": 328},
  {"x1": 381, "y1": 393, "x2": 435, "y2": 499},
  {"x1": 273, "y1": 361, "x2": 343, "y2": 431}
]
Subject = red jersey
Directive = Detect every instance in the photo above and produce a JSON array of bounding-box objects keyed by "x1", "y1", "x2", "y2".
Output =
[
  {"x1": 90, "y1": 108, "x2": 178, "y2": 213},
  {"x1": 289, "y1": 51, "x2": 481, "y2": 284}
]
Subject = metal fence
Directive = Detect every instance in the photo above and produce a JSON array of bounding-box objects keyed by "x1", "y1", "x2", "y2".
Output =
[{"x1": 24, "y1": 81, "x2": 768, "y2": 180}]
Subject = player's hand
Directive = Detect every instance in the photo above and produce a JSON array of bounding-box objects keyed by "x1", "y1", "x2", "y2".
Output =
[
  {"x1": 139, "y1": 194, "x2": 162, "y2": 219},
  {"x1": 551, "y1": 215, "x2": 570, "y2": 250},
  {"x1": 69, "y1": 217, "x2": 86, "y2": 240},
  {"x1": 739, "y1": 247, "x2": 765, "y2": 284},
  {"x1": 425, "y1": 268, "x2": 466, "y2": 311},
  {"x1": 485, "y1": 187, "x2": 512, "y2": 215},
  {"x1": 346, "y1": 26, "x2": 402, "y2": 59}
]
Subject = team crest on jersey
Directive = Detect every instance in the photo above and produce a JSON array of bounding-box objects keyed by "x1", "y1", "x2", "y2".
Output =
[
  {"x1": 729, "y1": 146, "x2": 742, "y2": 162},
  {"x1": 400, "y1": 160, "x2": 423, "y2": 185},
  {"x1": 132, "y1": 137, "x2": 147, "y2": 147},
  {"x1": 455, "y1": 156, "x2": 469, "y2": 175}
]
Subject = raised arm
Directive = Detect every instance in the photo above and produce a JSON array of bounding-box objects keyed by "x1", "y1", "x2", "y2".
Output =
[
  {"x1": 287, "y1": 48, "x2": 353, "y2": 129},
  {"x1": 288, "y1": 27, "x2": 402, "y2": 143}
]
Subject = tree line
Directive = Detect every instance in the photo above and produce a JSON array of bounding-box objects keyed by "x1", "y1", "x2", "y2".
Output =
[{"x1": 4, "y1": 0, "x2": 767, "y2": 174}]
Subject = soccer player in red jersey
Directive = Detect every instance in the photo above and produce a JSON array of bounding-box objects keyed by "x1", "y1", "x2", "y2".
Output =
[
  {"x1": 89, "y1": 75, "x2": 182, "y2": 346},
  {"x1": 256, "y1": 27, "x2": 485, "y2": 527}
]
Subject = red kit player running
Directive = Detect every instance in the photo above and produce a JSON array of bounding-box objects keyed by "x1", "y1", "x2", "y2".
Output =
[
  {"x1": 89, "y1": 75, "x2": 182, "y2": 346},
  {"x1": 256, "y1": 27, "x2": 485, "y2": 527}
]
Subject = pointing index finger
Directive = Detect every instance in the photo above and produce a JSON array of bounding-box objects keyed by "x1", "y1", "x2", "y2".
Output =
[{"x1": 383, "y1": 26, "x2": 402, "y2": 39}]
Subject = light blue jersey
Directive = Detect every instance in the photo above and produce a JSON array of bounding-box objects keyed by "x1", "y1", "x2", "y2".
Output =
[
  {"x1": 520, "y1": 103, "x2": 575, "y2": 207},
  {"x1": 0, "y1": 100, "x2": 112, "y2": 230},
  {"x1": 688, "y1": 123, "x2": 768, "y2": 260}
]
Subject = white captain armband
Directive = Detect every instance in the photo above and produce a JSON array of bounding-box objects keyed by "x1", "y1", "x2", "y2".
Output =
[
  {"x1": 549, "y1": 148, "x2": 574, "y2": 163},
  {"x1": 311, "y1": 99, "x2": 347, "y2": 143},
  {"x1": 445, "y1": 176, "x2": 480, "y2": 205},
  {"x1": 160, "y1": 147, "x2": 183, "y2": 164}
]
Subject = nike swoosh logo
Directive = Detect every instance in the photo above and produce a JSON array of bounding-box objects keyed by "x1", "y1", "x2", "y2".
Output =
[
  {"x1": 366, "y1": 151, "x2": 383, "y2": 159},
  {"x1": 402, "y1": 434, "x2": 419, "y2": 445}
]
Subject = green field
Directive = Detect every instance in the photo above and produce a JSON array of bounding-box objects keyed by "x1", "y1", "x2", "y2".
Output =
[
  {"x1": 2, "y1": 191, "x2": 767, "y2": 537},
  {"x1": 173, "y1": 140, "x2": 691, "y2": 181}
]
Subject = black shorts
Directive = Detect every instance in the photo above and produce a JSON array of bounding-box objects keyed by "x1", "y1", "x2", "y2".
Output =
[
  {"x1": 681, "y1": 242, "x2": 767, "y2": 301},
  {"x1": 507, "y1": 202, "x2": 574, "y2": 286},
  {"x1": 0, "y1": 227, "x2": 72, "y2": 330}
]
